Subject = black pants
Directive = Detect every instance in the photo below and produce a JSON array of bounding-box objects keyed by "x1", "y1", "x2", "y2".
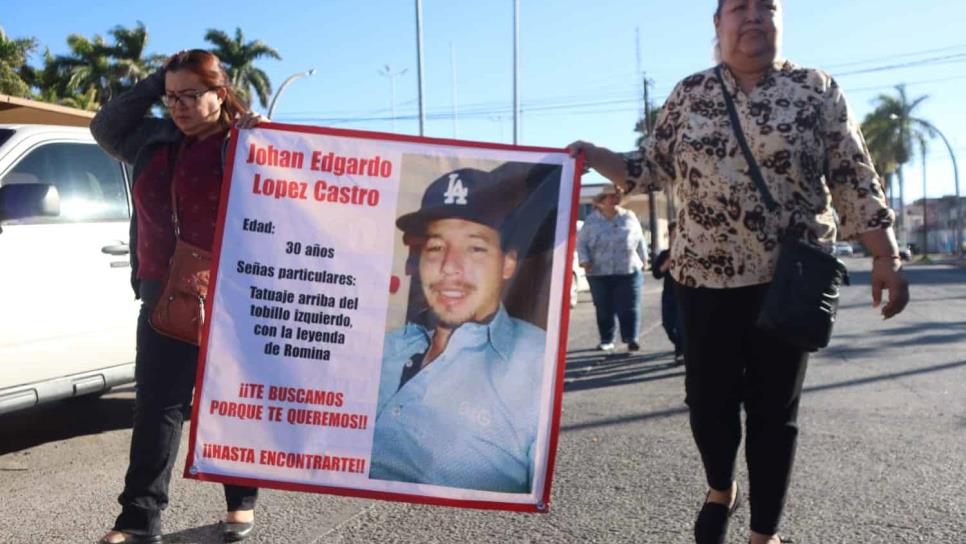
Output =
[
  {"x1": 661, "y1": 282, "x2": 683, "y2": 355},
  {"x1": 677, "y1": 282, "x2": 808, "y2": 536},
  {"x1": 113, "y1": 281, "x2": 257, "y2": 536}
]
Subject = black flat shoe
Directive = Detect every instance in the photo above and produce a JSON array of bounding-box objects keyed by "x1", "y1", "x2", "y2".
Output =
[
  {"x1": 694, "y1": 485, "x2": 740, "y2": 544},
  {"x1": 98, "y1": 532, "x2": 162, "y2": 544},
  {"x1": 221, "y1": 520, "x2": 254, "y2": 542}
]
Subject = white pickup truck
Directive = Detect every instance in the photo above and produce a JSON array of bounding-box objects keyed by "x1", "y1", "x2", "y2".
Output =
[{"x1": 0, "y1": 124, "x2": 138, "y2": 414}]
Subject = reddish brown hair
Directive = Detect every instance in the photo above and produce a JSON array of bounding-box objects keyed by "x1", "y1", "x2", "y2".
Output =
[{"x1": 164, "y1": 49, "x2": 247, "y2": 128}]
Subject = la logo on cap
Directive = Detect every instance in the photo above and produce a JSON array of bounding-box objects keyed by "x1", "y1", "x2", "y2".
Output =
[{"x1": 443, "y1": 173, "x2": 469, "y2": 205}]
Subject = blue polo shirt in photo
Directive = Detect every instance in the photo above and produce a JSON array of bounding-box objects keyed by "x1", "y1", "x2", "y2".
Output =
[{"x1": 369, "y1": 305, "x2": 546, "y2": 493}]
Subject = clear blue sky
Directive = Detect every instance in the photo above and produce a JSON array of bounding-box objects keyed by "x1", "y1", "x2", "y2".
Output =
[{"x1": 6, "y1": 0, "x2": 965, "y2": 203}]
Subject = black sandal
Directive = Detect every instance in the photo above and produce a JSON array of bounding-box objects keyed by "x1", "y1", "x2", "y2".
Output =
[
  {"x1": 220, "y1": 520, "x2": 255, "y2": 542},
  {"x1": 694, "y1": 484, "x2": 741, "y2": 544}
]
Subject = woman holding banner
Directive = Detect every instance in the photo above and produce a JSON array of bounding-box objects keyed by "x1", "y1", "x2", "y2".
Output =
[
  {"x1": 91, "y1": 50, "x2": 265, "y2": 544},
  {"x1": 569, "y1": 1, "x2": 908, "y2": 543}
]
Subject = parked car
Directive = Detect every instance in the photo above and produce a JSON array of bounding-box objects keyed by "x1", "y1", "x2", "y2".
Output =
[
  {"x1": 832, "y1": 241, "x2": 854, "y2": 257},
  {"x1": 0, "y1": 124, "x2": 137, "y2": 414}
]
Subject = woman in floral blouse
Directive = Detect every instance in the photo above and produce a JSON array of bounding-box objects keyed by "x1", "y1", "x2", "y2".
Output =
[
  {"x1": 576, "y1": 184, "x2": 648, "y2": 352},
  {"x1": 570, "y1": 1, "x2": 909, "y2": 543}
]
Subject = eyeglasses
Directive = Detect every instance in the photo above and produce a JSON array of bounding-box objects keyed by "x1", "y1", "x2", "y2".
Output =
[{"x1": 162, "y1": 88, "x2": 217, "y2": 108}]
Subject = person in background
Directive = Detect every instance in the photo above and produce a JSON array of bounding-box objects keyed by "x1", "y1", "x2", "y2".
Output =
[
  {"x1": 91, "y1": 49, "x2": 265, "y2": 544},
  {"x1": 652, "y1": 221, "x2": 684, "y2": 364},
  {"x1": 576, "y1": 184, "x2": 648, "y2": 352},
  {"x1": 568, "y1": 0, "x2": 909, "y2": 542}
]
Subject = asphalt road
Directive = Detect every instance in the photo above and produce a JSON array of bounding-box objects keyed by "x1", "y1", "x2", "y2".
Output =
[{"x1": 1, "y1": 258, "x2": 963, "y2": 543}]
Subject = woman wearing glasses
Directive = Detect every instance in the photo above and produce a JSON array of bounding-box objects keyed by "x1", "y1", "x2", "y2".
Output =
[{"x1": 91, "y1": 49, "x2": 264, "y2": 544}]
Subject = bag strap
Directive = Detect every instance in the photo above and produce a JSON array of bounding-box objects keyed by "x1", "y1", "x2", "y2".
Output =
[
  {"x1": 167, "y1": 133, "x2": 230, "y2": 240},
  {"x1": 167, "y1": 141, "x2": 184, "y2": 239},
  {"x1": 714, "y1": 65, "x2": 779, "y2": 212}
]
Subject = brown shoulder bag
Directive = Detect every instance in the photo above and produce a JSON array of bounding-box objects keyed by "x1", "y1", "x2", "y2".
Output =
[{"x1": 149, "y1": 144, "x2": 214, "y2": 345}]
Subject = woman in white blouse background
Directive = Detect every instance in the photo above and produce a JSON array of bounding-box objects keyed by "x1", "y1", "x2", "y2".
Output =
[
  {"x1": 569, "y1": 1, "x2": 909, "y2": 543},
  {"x1": 576, "y1": 185, "x2": 647, "y2": 353}
]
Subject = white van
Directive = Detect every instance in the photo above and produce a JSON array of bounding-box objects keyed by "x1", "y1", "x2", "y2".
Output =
[{"x1": 0, "y1": 124, "x2": 138, "y2": 414}]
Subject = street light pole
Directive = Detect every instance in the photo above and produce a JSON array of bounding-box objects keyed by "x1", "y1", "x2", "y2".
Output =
[
  {"x1": 512, "y1": 0, "x2": 520, "y2": 145},
  {"x1": 267, "y1": 69, "x2": 316, "y2": 120},
  {"x1": 415, "y1": 0, "x2": 426, "y2": 136},
  {"x1": 917, "y1": 118, "x2": 962, "y2": 257}
]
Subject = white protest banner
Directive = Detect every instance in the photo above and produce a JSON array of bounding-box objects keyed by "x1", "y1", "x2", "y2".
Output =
[{"x1": 185, "y1": 123, "x2": 580, "y2": 512}]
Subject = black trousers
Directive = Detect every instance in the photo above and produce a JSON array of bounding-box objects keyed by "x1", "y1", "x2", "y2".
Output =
[
  {"x1": 114, "y1": 280, "x2": 257, "y2": 536},
  {"x1": 677, "y1": 282, "x2": 808, "y2": 536}
]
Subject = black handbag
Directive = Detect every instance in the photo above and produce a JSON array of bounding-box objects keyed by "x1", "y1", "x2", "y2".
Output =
[{"x1": 715, "y1": 66, "x2": 849, "y2": 352}]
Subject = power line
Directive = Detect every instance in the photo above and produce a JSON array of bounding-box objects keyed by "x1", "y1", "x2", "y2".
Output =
[
  {"x1": 834, "y1": 53, "x2": 966, "y2": 76},
  {"x1": 820, "y1": 43, "x2": 966, "y2": 70},
  {"x1": 278, "y1": 45, "x2": 966, "y2": 127}
]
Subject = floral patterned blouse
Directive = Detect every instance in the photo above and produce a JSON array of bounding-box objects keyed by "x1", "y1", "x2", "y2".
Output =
[
  {"x1": 576, "y1": 207, "x2": 648, "y2": 276},
  {"x1": 624, "y1": 60, "x2": 894, "y2": 289}
]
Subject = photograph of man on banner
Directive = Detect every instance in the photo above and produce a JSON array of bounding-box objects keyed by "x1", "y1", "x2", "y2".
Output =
[{"x1": 370, "y1": 159, "x2": 561, "y2": 494}]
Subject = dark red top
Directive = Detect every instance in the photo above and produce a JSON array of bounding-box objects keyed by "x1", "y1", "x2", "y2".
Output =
[{"x1": 133, "y1": 131, "x2": 226, "y2": 280}]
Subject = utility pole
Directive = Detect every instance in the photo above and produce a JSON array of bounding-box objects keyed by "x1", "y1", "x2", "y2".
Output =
[
  {"x1": 634, "y1": 29, "x2": 667, "y2": 256},
  {"x1": 450, "y1": 43, "x2": 458, "y2": 138},
  {"x1": 415, "y1": 0, "x2": 426, "y2": 136},
  {"x1": 643, "y1": 74, "x2": 659, "y2": 257},
  {"x1": 512, "y1": 0, "x2": 520, "y2": 145},
  {"x1": 921, "y1": 141, "x2": 929, "y2": 257},
  {"x1": 378, "y1": 66, "x2": 407, "y2": 133},
  {"x1": 897, "y1": 166, "x2": 907, "y2": 246}
]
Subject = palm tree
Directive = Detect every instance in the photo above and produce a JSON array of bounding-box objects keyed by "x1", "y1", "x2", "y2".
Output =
[
  {"x1": 57, "y1": 87, "x2": 99, "y2": 111},
  {"x1": 27, "y1": 22, "x2": 162, "y2": 109},
  {"x1": 0, "y1": 26, "x2": 37, "y2": 97},
  {"x1": 205, "y1": 27, "x2": 281, "y2": 109},
  {"x1": 860, "y1": 84, "x2": 935, "y2": 246},
  {"x1": 106, "y1": 21, "x2": 164, "y2": 93}
]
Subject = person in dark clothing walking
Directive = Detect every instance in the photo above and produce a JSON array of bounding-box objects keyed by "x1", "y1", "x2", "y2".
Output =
[{"x1": 652, "y1": 222, "x2": 684, "y2": 364}]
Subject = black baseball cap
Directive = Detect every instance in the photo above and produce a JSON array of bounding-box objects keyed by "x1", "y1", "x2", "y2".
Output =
[{"x1": 396, "y1": 168, "x2": 526, "y2": 236}]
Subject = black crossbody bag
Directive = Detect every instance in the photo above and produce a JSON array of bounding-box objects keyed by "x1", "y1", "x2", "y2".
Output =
[{"x1": 715, "y1": 65, "x2": 849, "y2": 352}]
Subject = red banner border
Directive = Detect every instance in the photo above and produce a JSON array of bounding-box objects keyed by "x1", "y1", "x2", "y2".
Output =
[{"x1": 184, "y1": 122, "x2": 583, "y2": 513}]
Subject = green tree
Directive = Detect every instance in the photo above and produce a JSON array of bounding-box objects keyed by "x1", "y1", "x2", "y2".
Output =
[
  {"x1": 204, "y1": 27, "x2": 281, "y2": 109},
  {"x1": 30, "y1": 21, "x2": 161, "y2": 109},
  {"x1": 860, "y1": 84, "x2": 935, "y2": 244},
  {"x1": 0, "y1": 26, "x2": 37, "y2": 97},
  {"x1": 105, "y1": 21, "x2": 164, "y2": 92},
  {"x1": 57, "y1": 87, "x2": 100, "y2": 111}
]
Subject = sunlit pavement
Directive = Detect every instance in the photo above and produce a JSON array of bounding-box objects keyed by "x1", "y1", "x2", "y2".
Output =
[{"x1": 1, "y1": 259, "x2": 963, "y2": 543}]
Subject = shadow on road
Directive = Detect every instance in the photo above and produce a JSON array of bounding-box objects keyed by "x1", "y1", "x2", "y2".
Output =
[
  {"x1": 838, "y1": 295, "x2": 966, "y2": 310},
  {"x1": 560, "y1": 359, "x2": 965, "y2": 432},
  {"x1": 0, "y1": 386, "x2": 141, "y2": 455},
  {"x1": 848, "y1": 264, "x2": 966, "y2": 286},
  {"x1": 825, "y1": 320, "x2": 966, "y2": 359},
  {"x1": 160, "y1": 523, "x2": 221, "y2": 543},
  {"x1": 564, "y1": 349, "x2": 685, "y2": 392}
]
